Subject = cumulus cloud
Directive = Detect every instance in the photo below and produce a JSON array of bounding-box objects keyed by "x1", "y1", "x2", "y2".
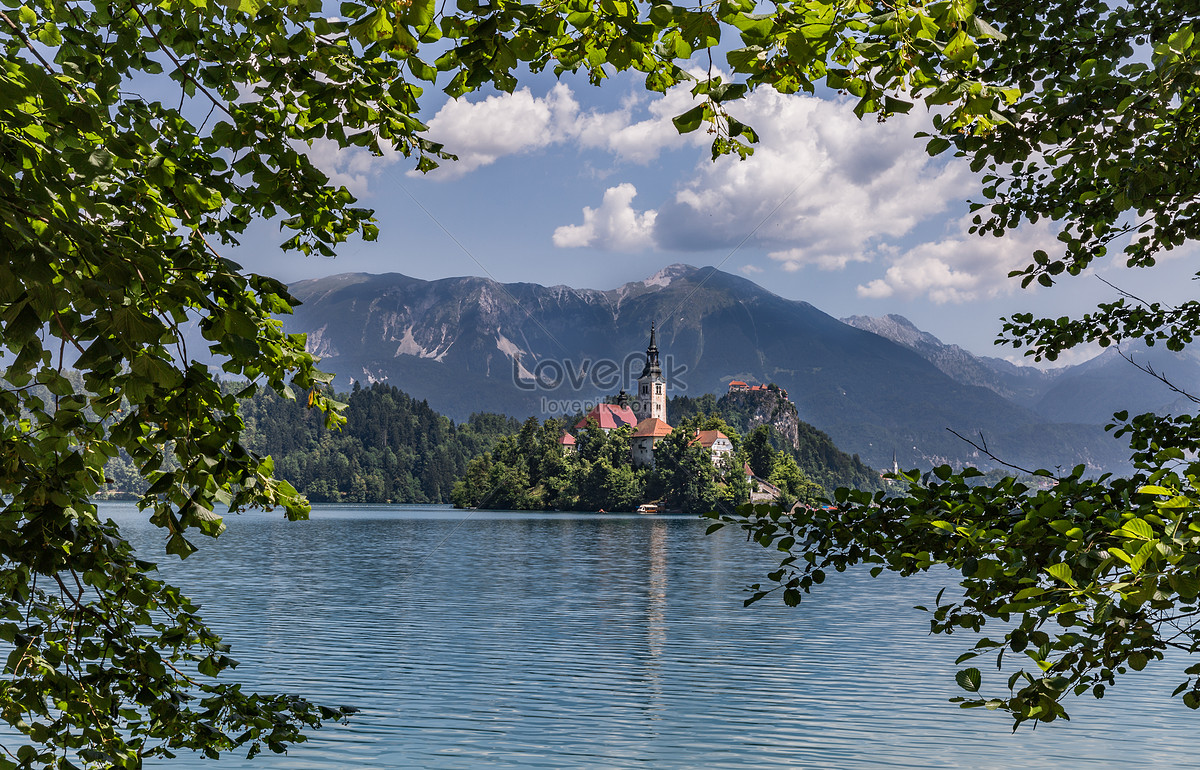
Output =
[
  {"x1": 419, "y1": 84, "x2": 580, "y2": 178},
  {"x1": 574, "y1": 86, "x2": 709, "y2": 163},
  {"x1": 417, "y1": 81, "x2": 710, "y2": 180},
  {"x1": 299, "y1": 81, "x2": 703, "y2": 191},
  {"x1": 651, "y1": 89, "x2": 972, "y2": 264},
  {"x1": 768, "y1": 247, "x2": 873, "y2": 272},
  {"x1": 540, "y1": 81, "x2": 974, "y2": 257},
  {"x1": 552, "y1": 183, "x2": 657, "y2": 251},
  {"x1": 856, "y1": 219, "x2": 1060, "y2": 303}
]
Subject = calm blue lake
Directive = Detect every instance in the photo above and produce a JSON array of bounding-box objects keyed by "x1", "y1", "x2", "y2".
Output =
[{"x1": 86, "y1": 503, "x2": 1200, "y2": 767}]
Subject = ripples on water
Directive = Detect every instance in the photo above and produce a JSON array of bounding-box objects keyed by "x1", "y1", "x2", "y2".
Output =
[{"x1": 63, "y1": 505, "x2": 1200, "y2": 766}]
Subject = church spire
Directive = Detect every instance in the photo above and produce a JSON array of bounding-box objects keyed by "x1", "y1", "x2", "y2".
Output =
[
  {"x1": 637, "y1": 321, "x2": 666, "y2": 422},
  {"x1": 641, "y1": 321, "x2": 662, "y2": 378}
]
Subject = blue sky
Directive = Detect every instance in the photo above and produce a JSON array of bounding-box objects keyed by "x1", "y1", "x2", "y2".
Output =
[{"x1": 229, "y1": 67, "x2": 1196, "y2": 366}]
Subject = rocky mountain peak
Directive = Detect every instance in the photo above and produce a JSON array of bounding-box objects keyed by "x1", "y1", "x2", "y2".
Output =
[
  {"x1": 842, "y1": 313, "x2": 940, "y2": 349},
  {"x1": 643, "y1": 263, "x2": 698, "y2": 288}
]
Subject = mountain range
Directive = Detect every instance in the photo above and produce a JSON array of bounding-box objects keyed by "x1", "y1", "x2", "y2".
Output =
[
  {"x1": 842, "y1": 313, "x2": 1200, "y2": 424},
  {"x1": 280, "y1": 264, "x2": 1188, "y2": 473}
]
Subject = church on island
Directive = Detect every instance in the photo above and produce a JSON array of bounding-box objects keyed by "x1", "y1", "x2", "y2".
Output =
[{"x1": 558, "y1": 324, "x2": 734, "y2": 469}]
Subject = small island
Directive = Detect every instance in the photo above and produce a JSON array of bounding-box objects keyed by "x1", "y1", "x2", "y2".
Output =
[{"x1": 451, "y1": 325, "x2": 877, "y2": 513}]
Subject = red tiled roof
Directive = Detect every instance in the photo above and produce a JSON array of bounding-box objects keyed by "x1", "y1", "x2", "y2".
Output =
[
  {"x1": 728, "y1": 380, "x2": 748, "y2": 389},
  {"x1": 632, "y1": 418, "x2": 673, "y2": 438},
  {"x1": 574, "y1": 403, "x2": 639, "y2": 431},
  {"x1": 693, "y1": 429, "x2": 730, "y2": 449},
  {"x1": 557, "y1": 431, "x2": 576, "y2": 446}
]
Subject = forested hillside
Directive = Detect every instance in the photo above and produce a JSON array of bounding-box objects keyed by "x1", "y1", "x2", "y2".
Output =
[
  {"x1": 237, "y1": 383, "x2": 518, "y2": 503},
  {"x1": 450, "y1": 414, "x2": 832, "y2": 513}
]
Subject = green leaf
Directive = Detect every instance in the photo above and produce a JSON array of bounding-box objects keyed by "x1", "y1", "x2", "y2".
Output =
[
  {"x1": 956, "y1": 668, "x2": 982, "y2": 692},
  {"x1": 1118, "y1": 518, "x2": 1155, "y2": 541},
  {"x1": 944, "y1": 30, "x2": 978, "y2": 64},
  {"x1": 1045, "y1": 563, "x2": 1076, "y2": 587},
  {"x1": 672, "y1": 104, "x2": 707, "y2": 134},
  {"x1": 165, "y1": 534, "x2": 198, "y2": 559}
]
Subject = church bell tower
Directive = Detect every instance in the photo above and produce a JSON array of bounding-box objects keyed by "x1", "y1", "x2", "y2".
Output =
[{"x1": 637, "y1": 322, "x2": 667, "y2": 422}]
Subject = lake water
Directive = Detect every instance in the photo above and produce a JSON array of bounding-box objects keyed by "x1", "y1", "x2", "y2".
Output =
[{"x1": 79, "y1": 504, "x2": 1200, "y2": 766}]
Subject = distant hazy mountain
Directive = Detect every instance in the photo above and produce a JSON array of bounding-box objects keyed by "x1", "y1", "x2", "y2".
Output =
[
  {"x1": 840, "y1": 314, "x2": 1066, "y2": 408},
  {"x1": 283, "y1": 265, "x2": 1129, "y2": 472},
  {"x1": 842, "y1": 313, "x2": 1199, "y2": 425},
  {"x1": 1033, "y1": 342, "x2": 1200, "y2": 423}
]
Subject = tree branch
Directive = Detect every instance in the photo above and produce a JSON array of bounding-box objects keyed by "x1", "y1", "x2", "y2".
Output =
[
  {"x1": 1117, "y1": 349, "x2": 1200, "y2": 404},
  {"x1": 945, "y1": 428, "x2": 1038, "y2": 475},
  {"x1": 1098, "y1": 275, "x2": 1173, "y2": 312},
  {"x1": 0, "y1": 11, "x2": 83, "y2": 101},
  {"x1": 129, "y1": 2, "x2": 234, "y2": 120}
]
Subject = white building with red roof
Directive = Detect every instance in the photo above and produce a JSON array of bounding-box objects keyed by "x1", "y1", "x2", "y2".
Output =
[
  {"x1": 631, "y1": 417, "x2": 673, "y2": 467},
  {"x1": 692, "y1": 430, "x2": 734, "y2": 463}
]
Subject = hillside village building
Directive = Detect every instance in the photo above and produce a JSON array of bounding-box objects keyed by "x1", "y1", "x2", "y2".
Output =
[
  {"x1": 728, "y1": 380, "x2": 789, "y2": 400},
  {"x1": 693, "y1": 430, "x2": 734, "y2": 463},
  {"x1": 631, "y1": 417, "x2": 672, "y2": 468}
]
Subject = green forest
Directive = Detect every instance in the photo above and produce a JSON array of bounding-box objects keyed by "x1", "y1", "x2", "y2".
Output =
[{"x1": 239, "y1": 382, "x2": 518, "y2": 503}]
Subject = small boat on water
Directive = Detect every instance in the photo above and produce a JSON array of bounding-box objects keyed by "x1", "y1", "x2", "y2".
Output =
[{"x1": 636, "y1": 503, "x2": 660, "y2": 514}]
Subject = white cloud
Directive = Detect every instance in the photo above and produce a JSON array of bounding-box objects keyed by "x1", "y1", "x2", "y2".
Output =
[
  {"x1": 739, "y1": 263, "x2": 764, "y2": 275},
  {"x1": 574, "y1": 87, "x2": 709, "y2": 163},
  {"x1": 417, "y1": 81, "x2": 712, "y2": 180},
  {"x1": 546, "y1": 84, "x2": 972, "y2": 258},
  {"x1": 651, "y1": 89, "x2": 972, "y2": 263},
  {"x1": 419, "y1": 84, "x2": 581, "y2": 179},
  {"x1": 855, "y1": 220, "x2": 1059, "y2": 304},
  {"x1": 768, "y1": 247, "x2": 873, "y2": 272},
  {"x1": 299, "y1": 81, "x2": 703, "y2": 192},
  {"x1": 552, "y1": 183, "x2": 657, "y2": 251}
]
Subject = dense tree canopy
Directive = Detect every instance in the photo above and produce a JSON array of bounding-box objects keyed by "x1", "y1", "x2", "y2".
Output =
[
  {"x1": 668, "y1": 391, "x2": 881, "y2": 491},
  {"x1": 5, "y1": 0, "x2": 1200, "y2": 760}
]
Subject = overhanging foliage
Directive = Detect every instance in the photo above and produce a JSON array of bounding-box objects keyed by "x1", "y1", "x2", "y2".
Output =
[{"x1": 5, "y1": 0, "x2": 1200, "y2": 758}]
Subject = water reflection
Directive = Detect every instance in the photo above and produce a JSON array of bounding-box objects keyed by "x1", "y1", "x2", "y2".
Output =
[{"x1": 643, "y1": 520, "x2": 667, "y2": 716}]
